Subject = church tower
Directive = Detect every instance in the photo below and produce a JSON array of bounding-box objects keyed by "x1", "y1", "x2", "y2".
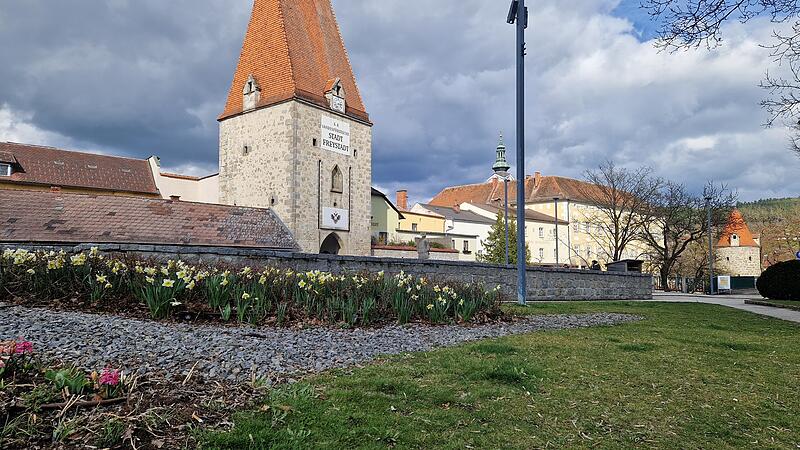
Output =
[{"x1": 218, "y1": 0, "x2": 372, "y2": 255}]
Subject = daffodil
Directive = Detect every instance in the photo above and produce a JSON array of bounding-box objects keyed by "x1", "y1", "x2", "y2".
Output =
[
  {"x1": 220, "y1": 277, "x2": 230, "y2": 287},
  {"x1": 96, "y1": 274, "x2": 108, "y2": 284},
  {"x1": 242, "y1": 292, "x2": 251, "y2": 300},
  {"x1": 104, "y1": 283, "x2": 113, "y2": 289},
  {"x1": 162, "y1": 279, "x2": 175, "y2": 288},
  {"x1": 186, "y1": 281, "x2": 196, "y2": 291},
  {"x1": 146, "y1": 277, "x2": 155, "y2": 284},
  {"x1": 426, "y1": 304, "x2": 434, "y2": 310},
  {"x1": 26, "y1": 269, "x2": 35, "y2": 275}
]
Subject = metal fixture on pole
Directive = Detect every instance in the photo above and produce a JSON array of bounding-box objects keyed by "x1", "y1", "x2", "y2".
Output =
[
  {"x1": 553, "y1": 197, "x2": 559, "y2": 265},
  {"x1": 507, "y1": 0, "x2": 528, "y2": 306},
  {"x1": 492, "y1": 134, "x2": 512, "y2": 266},
  {"x1": 705, "y1": 195, "x2": 714, "y2": 295}
]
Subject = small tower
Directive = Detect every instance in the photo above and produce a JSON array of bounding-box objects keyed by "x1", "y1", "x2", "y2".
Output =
[
  {"x1": 492, "y1": 133, "x2": 511, "y2": 175},
  {"x1": 217, "y1": 0, "x2": 373, "y2": 256},
  {"x1": 716, "y1": 209, "x2": 762, "y2": 277}
]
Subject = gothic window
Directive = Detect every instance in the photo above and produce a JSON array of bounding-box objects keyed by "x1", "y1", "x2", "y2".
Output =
[{"x1": 331, "y1": 165, "x2": 343, "y2": 193}]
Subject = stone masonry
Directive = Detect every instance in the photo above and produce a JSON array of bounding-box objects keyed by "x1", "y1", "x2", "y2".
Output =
[
  {"x1": 11, "y1": 243, "x2": 653, "y2": 301},
  {"x1": 219, "y1": 100, "x2": 372, "y2": 256}
]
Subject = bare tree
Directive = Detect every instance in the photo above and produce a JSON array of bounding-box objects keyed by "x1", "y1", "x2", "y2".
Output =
[
  {"x1": 578, "y1": 161, "x2": 662, "y2": 263},
  {"x1": 642, "y1": 0, "x2": 800, "y2": 156},
  {"x1": 639, "y1": 181, "x2": 737, "y2": 291}
]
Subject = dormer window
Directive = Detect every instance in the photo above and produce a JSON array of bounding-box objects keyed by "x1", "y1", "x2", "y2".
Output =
[
  {"x1": 0, "y1": 163, "x2": 11, "y2": 177},
  {"x1": 242, "y1": 74, "x2": 261, "y2": 111},
  {"x1": 326, "y1": 78, "x2": 346, "y2": 113}
]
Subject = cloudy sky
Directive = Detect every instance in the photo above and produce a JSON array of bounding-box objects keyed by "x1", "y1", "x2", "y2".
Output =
[{"x1": 0, "y1": 0, "x2": 797, "y2": 203}]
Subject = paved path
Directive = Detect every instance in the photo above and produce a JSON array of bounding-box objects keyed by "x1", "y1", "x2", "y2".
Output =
[{"x1": 649, "y1": 292, "x2": 800, "y2": 324}]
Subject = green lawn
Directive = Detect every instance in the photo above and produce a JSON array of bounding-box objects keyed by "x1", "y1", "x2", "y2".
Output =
[
  {"x1": 201, "y1": 302, "x2": 800, "y2": 449},
  {"x1": 750, "y1": 299, "x2": 800, "y2": 311}
]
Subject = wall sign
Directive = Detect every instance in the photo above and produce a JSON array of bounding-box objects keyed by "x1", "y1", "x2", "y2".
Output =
[
  {"x1": 322, "y1": 207, "x2": 349, "y2": 231},
  {"x1": 717, "y1": 275, "x2": 731, "y2": 291},
  {"x1": 321, "y1": 116, "x2": 350, "y2": 156}
]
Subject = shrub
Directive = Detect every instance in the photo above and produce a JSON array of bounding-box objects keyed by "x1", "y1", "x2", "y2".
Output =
[{"x1": 757, "y1": 260, "x2": 800, "y2": 300}]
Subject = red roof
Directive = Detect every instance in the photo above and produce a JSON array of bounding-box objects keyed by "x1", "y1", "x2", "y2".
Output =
[
  {"x1": 429, "y1": 174, "x2": 605, "y2": 208},
  {"x1": 718, "y1": 209, "x2": 759, "y2": 247},
  {"x1": 0, "y1": 142, "x2": 159, "y2": 195},
  {"x1": 0, "y1": 189, "x2": 298, "y2": 250},
  {"x1": 219, "y1": 0, "x2": 368, "y2": 123}
]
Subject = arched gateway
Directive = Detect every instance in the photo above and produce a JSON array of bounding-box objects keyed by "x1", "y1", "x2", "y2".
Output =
[{"x1": 320, "y1": 233, "x2": 342, "y2": 255}]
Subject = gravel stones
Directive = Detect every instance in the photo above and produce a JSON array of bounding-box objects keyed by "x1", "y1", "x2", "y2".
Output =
[{"x1": 0, "y1": 304, "x2": 641, "y2": 382}]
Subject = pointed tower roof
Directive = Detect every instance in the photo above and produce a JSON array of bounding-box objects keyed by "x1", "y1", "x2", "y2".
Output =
[
  {"x1": 717, "y1": 209, "x2": 759, "y2": 247},
  {"x1": 219, "y1": 0, "x2": 368, "y2": 123}
]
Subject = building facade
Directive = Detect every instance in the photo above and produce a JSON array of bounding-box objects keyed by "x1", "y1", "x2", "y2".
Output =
[
  {"x1": 216, "y1": 0, "x2": 373, "y2": 256},
  {"x1": 716, "y1": 209, "x2": 762, "y2": 277}
]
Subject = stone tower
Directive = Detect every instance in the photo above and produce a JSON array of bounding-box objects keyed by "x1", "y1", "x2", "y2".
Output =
[
  {"x1": 218, "y1": 0, "x2": 372, "y2": 256},
  {"x1": 716, "y1": 209, "x2": 762, "y2": 277}
]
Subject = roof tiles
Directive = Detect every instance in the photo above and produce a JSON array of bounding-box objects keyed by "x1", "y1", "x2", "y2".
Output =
[
  {"x1": 219, "y1": 0, "x2": 368, "y2": 122},
  {"x1": 0, "y1": 142, "x2": 158, "y2": 195},
  {"x1": 0, "y1": 189, "x2": 298, "y2": 250}
]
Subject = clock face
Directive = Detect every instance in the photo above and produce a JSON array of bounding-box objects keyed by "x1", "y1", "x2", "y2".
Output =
[{"x1": 331, "y1": 95, "x2": 345, "y2": 113}]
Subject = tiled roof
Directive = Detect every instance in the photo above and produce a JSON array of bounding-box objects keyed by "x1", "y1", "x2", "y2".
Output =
[
  {"x1": 0, "y1": 189, "x2": 298, "y2": 250},
  {"x1": 0, "y1": 142, "x2": 158, "y2": 195},
  {"x1": 470, "y1": 203, "x2": 569, "y2": 225},
  {"x1": 420, "y1": 204, "x2": 496, "y2": 225},
  {"x1": 219, "y1": 0, "x2": 368, "y2": 123},
  {"x1": 718, "y1": 209, "x2": 759, "y2": 248},
  {"x1": 429, "y1": 175, "x2": 606, "y2": 208}
]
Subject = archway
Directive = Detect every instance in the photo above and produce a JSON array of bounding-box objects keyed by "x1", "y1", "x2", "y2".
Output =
[{"x1": 320, "y1": 233, "x2": 342, "y2": 255}]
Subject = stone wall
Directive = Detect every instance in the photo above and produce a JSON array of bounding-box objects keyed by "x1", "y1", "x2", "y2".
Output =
[
  {"x1": 5, "y1": 243, "x2": 652, "y2": 301},
  {"x1": 219, "y1": 100, "x2": 372, "y2": 256},
  {"x1": 717, "y1": 246, "x2": 762, "y2": 277},
  {"x1": 371, "y1": 247, "x2": 461, "y2": 262}
]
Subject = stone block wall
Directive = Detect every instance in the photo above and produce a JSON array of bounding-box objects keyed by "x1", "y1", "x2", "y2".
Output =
[{"x1": 5, "y1": 243, "x2": 653, "y2": 301}]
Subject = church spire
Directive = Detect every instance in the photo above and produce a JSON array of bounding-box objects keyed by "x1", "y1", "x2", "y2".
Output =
[
  {"x1": 219, "y1": 0, "x2": 368, "y2": 122},
  {"x1": 493, "y1": 132, "x2": 511, "y2": 175}
]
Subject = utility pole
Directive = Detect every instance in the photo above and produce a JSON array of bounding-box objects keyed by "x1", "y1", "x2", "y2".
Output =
[
  {"x1": 553, "y1": 197, "x2": 559, "y2": 265},
  {"x1": 492, "y1": 134, "x2": 511, "y2": 266},
  {"x1": 507, "y1": 0, "x2": 528, "y2": 305},
  {"x1": 705, "y1": 196, "x2": 714, "y2": 295}
]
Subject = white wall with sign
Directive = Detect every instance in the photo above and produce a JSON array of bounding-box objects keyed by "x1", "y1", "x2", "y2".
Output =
[
  {"x1": 320, "y1": 116, "x2": 350, "y2": 156},
  {"x1": 322, "y1": 207, "x2": 349, "y2": 231}
]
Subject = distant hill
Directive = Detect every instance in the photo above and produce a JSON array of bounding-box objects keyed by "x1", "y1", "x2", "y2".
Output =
[{"x1": 738, "y1": 197, "x2": 800, "y2": 266}]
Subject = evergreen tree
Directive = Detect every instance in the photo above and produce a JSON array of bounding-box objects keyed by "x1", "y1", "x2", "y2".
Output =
[{"x1": 478, "y1": 212, "x2": 531, "y2": 265}]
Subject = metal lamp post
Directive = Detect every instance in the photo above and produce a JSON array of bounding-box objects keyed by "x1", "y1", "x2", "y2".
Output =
[
  {"x1": 507, "y1": 0, "x2": 528, "y2": 306},
  {"x1": 705, "y1": 195, "x2": 714, "y2": 295},
  {"x1": 553, "y1": 197, "x2": 559, "y2": 265},
  {"x1": 493, "y1": 134, "x2": 512, "y2": 265}
]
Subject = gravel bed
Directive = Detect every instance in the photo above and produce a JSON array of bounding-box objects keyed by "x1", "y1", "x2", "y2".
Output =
[{"x1": 0, "y1": 304, "x2": 641, "y2": 382}]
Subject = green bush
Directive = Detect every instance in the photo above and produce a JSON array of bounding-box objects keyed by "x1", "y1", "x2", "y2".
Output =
[{"x1": 757, "y1": 260, "x2": 800, "y2": 300}]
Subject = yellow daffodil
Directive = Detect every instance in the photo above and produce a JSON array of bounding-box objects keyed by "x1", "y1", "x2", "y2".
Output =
[
  {"x1": 96, "y1": 274, "x2": 108, "y2": 284},
  {"x1": 162, "y1": 279, "x2": 175, "y2": 288}
]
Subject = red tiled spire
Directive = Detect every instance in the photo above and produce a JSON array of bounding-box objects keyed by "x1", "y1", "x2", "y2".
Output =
[
  {"x1": 717, "y1": 209, "x2": 759, "y2": 247},
  {"x1": 219, "y1": 0, "x2": 368, "y2": 122}
]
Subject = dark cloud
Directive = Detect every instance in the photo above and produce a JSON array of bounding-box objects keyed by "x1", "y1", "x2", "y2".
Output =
[{"x1": 0, "y1": 0, "x2": 797, "y2": 203}]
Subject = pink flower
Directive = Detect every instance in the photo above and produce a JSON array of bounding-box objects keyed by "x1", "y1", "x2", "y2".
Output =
[
  {"x1": 100, "y1": 368, "x2": 120, "y2": 386},
  {"x1": 14, "y1": 340, "x2": 33, "y2": 355}
]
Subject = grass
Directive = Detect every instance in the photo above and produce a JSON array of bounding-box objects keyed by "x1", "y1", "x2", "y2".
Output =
[
  {"x1": 748, "y1": 299, "x2": 800, "y2": 311},
  {"x1": 201, "y1": 302, "x2": 800, "y2": 449}
]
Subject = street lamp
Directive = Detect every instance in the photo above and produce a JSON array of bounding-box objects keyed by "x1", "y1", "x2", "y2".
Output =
[
  {"x1": 493, "y1": 133, "x2": 512, "y2": 265},
  {"x1": 553, "y1": 197, "x2": 560, "y2": 265},
  {"x1": 507, "y1": 0, "x2": 528, "y2": 306},
  {"x1": 705, "y1": 195, "x2": 714, "y2": 295}
]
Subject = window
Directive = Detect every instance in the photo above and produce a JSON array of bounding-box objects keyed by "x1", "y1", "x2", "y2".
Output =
[
  {"x1": 463, "y1": 240, "x2": 471, "y2": 253},
  {"x1": 243, "y1": 145, "x2": 251, "y2": 156},
  {"x1": 539, "y1": 248, "x2": 544, "y2": 260},
  {"x1": 331, "y1": 165, "x2": 343, "y2": 193},
  {"x1": 0, "y1": 163, "x2": 10, "y2": 177},
  {"x1": 539, "y1": 227, "x2": 544, "y2": 238},
  {"x1": 412, "y1": 223, "x2": 418, "y2": 232}
]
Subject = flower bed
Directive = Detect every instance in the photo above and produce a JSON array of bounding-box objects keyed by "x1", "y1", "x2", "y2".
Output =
[
  {"x1": 0, "y1": 248, "x2": 504, "y2": 327},
  {"x1": 0, "y1": 338, "x2": 270, "y2": 449}
]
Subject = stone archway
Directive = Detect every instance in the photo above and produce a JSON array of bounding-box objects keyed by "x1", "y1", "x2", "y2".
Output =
[{"x1": 320, "y1": 233, "x2": 342, "y2": 255}]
